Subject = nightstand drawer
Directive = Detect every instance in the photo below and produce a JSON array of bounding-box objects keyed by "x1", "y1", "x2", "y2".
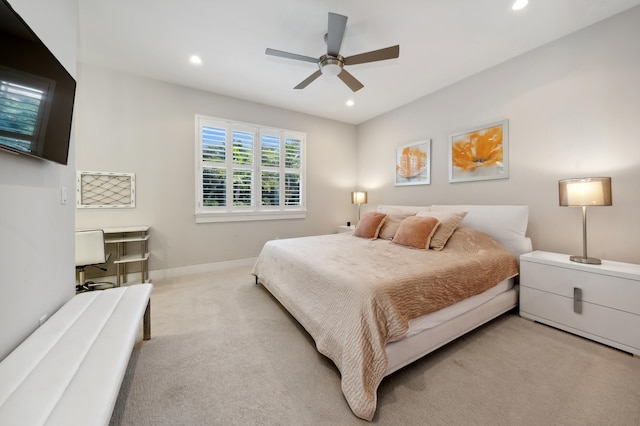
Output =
[
  {"x1": 521, "y1": 261, "x2": 640, "y2": 315},
  {"x1": 520, "y1": 286, "x2": 640, "y2": 353}
]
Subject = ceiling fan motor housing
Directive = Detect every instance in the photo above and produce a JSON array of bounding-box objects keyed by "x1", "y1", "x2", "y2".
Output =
[{"x1": 319, "y1": 54, "x2": 344, "y2": 76}]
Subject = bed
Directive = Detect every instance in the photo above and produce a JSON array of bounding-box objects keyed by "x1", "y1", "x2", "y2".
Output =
[{"x1": 251, "y1": 204, "x2": 532, "y2": 421}]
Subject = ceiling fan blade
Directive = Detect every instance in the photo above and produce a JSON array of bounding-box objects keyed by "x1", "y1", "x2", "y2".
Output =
[
  {"x1": 343, "y1": 45, "x2": 400, "y2": 66},
  {"x1": 265, "y1": 48, "x2": 318, "y2": 64},
  {"x1": 337, "y1": 69, "x2": 364, "y2": 92},
  {"x1": 294, "y1": 70, "x2": 323, "y2": 89},
  {"x1": 326, "y1": 12, "x2": 347, "y2": 56}
]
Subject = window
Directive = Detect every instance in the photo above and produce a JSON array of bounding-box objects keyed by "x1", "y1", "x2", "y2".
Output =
[{"x1": 196, "y1": 115, "x2": 306, "y2": 222}]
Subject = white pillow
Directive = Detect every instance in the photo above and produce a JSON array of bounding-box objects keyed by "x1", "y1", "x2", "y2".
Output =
[
  {"x1": 376, "y1": 205, "x2": 427, "y2": 216},
  {"x1": 429, "y1": 205, "x2": 532, "y2": 257}
]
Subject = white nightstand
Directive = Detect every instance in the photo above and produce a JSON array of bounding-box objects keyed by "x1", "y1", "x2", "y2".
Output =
[
  {"x1": 338, "y1": 225, "x2": 355, "y2": 234},
  {"x1": 519, "y1": 251, "x2": 640, "y2": 356}
]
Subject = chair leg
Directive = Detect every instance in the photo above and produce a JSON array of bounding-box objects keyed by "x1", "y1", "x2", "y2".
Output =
[
  {"x1": 77, "y1": 266, "x2": 115, "y2": 291},
  {"x1": 76, "y1": 268, "x2": 89, "y2": 292}
]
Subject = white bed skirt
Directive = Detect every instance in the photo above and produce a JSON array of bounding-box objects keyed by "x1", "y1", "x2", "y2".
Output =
[{"x1": 385, "y1": 281, "x2": 518, "y2": 375}]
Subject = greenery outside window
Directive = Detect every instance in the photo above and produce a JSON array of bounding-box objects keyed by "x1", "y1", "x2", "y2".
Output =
[{"x1": 196, "y1": 115, "x2": 306, "y2": 222}]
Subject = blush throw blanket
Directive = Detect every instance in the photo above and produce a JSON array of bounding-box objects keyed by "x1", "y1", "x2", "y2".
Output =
[{"x1": 251, "y1": 227, "x2": 518, "y2": 420}]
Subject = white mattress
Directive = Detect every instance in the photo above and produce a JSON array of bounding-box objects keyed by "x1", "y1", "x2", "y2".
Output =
[{"x1": 404, "y1": 278, "x2": 513, "y2": 339}]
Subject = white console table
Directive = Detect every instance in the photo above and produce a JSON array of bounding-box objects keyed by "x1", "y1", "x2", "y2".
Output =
[{"x1": 102, "y1": 226, "x2": 150, "y2": 286}]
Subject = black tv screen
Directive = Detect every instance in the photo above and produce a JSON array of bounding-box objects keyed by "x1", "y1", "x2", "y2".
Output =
[{"x1": 0, "y1": 0, "x2": 75, "y2": 165}]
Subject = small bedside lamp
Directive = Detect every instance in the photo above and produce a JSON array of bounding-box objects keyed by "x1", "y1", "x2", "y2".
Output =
[
  {"x1": 351, "y1": 191, "x2": 368, "y2": 224},
  {"x1": 558, "y1": 177, "x2": 612, "y2": 265}
]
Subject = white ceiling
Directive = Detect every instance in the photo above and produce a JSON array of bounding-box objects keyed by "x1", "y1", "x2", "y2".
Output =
[{"x1": 78, "y1": 0, "x2": 640, "y2": 125}]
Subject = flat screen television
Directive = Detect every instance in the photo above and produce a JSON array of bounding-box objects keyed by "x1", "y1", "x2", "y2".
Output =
[{"x1": 0, "y1": 0, "x2": 76, "y2": 165}]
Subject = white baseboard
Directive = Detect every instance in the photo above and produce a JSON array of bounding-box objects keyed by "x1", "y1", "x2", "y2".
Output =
[
  {"x1": 84, "y1": 258, "x2": 257, "y2": 286},
  {"x1": 149, "y1": 257, "x2": 257, "y2": 281}
]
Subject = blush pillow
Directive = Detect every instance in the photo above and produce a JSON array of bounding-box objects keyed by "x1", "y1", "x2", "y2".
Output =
[
  {"x1": 416, "y1": 210, "x2": 467, "y2": 250},
  {"x1": 353, "y1": 212, "x2": 387, "y2": 239},
  {"x1": 391, "y1": 216, "x2": 440, "y2": 249},
  {"x1": 378, "y1": 214, "x2": 412, "y2": 240}
]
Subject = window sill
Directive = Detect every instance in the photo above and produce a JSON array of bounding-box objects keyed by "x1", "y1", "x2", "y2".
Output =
[{"x1": 195, "y1": 210, "x2": 306, "y2": 223}]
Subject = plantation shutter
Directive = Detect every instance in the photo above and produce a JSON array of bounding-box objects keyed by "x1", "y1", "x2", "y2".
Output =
[
  {"x1": 284, "y1": 136, "x2": 302, "y2": 206},
  {"x1": 232, "y1": 130, "x2": 254, "y2": 206},
  {"x1": 261, "y1": 134, "x2": 280, "y2": 206},
  {"x1": 196, "y1": 115, "x2": 305, "y2": 222},
  {"x1": 201, "y1": 125, "x2": 227, "y2": 207}
]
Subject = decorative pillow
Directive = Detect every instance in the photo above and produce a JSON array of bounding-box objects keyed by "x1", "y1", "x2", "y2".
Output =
[
  {"x1": 416, "y1": 211, "x2": 468, "y2": 250},
  {"x1": 378, "y1": 214, "x2": 410, "y2": 240},
  {"x1": 391, "y1": 216, "x2": 440, "y2": 249},
  {"x1": 353, "y1": 212, "x2": 387, "y2": 239}
]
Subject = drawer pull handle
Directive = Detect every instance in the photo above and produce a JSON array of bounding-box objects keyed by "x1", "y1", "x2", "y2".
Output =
[{"x1": 573, "y1": 287, "x2": 583, "y2": 314}]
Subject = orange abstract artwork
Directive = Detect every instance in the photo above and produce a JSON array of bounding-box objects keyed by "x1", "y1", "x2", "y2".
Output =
[
  {"x1": 451, "y1": 124, "x2": 503, "y2": 172},
  {"x1": 395, "y1": 140, "x2": 430, "y2": 186},
  {"x1": 397, "y1": 146, "x2": 427, "y2": 178}
]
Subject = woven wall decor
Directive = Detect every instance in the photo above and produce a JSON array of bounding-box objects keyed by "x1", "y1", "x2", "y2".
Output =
[{"x1": 76, "y1": 171, "x2": 136, "y2": 208}]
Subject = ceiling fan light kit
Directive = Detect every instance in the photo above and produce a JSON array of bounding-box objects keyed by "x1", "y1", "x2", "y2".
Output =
[
  {"x1": 320, "y1": 55, "x2": 343, "y2": 76},
  {"x1": 266, "y1": 12, "x2": 400, "y2": 92}
]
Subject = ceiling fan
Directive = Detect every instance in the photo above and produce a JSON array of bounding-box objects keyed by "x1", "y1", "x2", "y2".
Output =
[{"x1": 265, "y1": 12, "x2": 400, "y2": 92}]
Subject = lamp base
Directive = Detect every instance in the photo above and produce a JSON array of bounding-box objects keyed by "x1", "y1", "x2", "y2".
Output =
[{"x1": 569, "y1": 255, "x2": 602, "y2": 265}]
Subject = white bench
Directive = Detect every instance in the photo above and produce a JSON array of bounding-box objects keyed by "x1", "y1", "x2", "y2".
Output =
[{"x1": 0, "y1": 283, "x2": 152, "y2": 426}]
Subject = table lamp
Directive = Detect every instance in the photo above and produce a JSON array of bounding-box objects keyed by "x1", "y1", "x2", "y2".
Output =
[
  {"x1": 558, "y1": 177, "x2": 612, "y2": 265},
  {"x1": 351, "y1": 191, "x2": 368, "y2": 224}
]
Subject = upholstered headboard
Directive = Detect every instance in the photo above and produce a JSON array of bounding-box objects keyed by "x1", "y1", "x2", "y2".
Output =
[{"x1": 376, "y1": 204, "x2": 532, "y2": 259}]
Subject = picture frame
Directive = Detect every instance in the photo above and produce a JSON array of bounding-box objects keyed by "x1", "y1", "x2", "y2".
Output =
[
  {"x1": 448, "y1": 119, "x2": 509, "y2": 183},
  {"x1": 395, "y1": 139, "x2": 431, "y2": 186},
  {"x1": 76, "y1": 171, "x2": 136, "y2": 208}
]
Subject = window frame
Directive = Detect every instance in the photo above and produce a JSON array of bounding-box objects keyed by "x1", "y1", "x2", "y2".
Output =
[{"x1": 195, "y1": 115, "x2": 306, "y2": 223}]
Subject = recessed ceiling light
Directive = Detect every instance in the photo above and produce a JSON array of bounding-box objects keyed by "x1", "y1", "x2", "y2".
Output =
[
  {"x1": 346, "y1": 99, "x2": 355, "y2": 107},
  {"x1": 190, "y1": 55, "x2": 202, "y2": 65},
  {"x1": 512, "y1": 0, "x2": 529, "y2": 11}
]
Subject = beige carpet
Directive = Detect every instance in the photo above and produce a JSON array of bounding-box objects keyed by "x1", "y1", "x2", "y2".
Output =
[{"x1": 110, "y1": 267, "x2": 640, "y2": 425}]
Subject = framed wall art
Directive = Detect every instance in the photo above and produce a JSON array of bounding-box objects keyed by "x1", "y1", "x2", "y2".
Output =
[
  {"x1": 448, "y1": 119, "x2": 509, "y2": 183},
  {"x1": 395, "y1": 139, "x2": 431, "y2": 186}
]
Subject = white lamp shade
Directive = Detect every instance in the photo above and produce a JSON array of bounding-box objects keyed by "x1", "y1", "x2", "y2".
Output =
[
  {"x1": 351, "y1": 191, "x2": 368, "y2": 204},
  {"x1": 321, "y1": 63, "x2": 341, "y2": 76},
  {"x1": 559, "y1": 177, "x2": 612, "y2": 207}
]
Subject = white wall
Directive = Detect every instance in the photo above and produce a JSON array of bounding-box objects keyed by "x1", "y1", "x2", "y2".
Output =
[
  {"x1": 357, "y1": 7, "x2": 640, "y2": 264},
  {"x1": 75, "y1": 5, "x2": 640, "y2": 283},
  {"x1": 0, "y1": 0, "x2": 77, "y2": 360},
  {"x1": 75, "y1": 65, "x2": 357, "y2": 277}
]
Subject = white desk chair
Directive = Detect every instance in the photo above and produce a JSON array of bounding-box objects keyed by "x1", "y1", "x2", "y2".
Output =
[{"x1": 75, "y1": 229, "x2": 113, "y2": 292}]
